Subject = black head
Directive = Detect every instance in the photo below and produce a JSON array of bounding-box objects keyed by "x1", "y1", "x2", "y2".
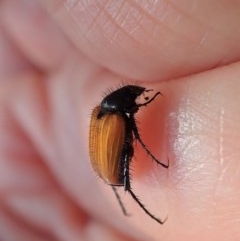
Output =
[{"x1": 97, "y1": 85, "x2": 149, "y2": 118}]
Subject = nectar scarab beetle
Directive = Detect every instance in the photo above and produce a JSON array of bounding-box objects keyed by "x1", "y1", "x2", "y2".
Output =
[{"x1": 89, "y1": 85, "x2": 168, "y2": 224}]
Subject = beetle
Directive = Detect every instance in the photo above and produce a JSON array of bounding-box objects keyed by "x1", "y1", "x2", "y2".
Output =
[{"x1": 89, "y1": 85, "x2": 168, "y2": 224}]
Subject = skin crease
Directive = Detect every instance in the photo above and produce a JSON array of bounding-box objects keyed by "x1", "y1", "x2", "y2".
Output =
[{"x1": 0, "y1": 0, "x2": 240, "y2": 240}]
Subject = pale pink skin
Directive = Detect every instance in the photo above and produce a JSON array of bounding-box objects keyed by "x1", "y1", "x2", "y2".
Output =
[{"x1": 1, "y1": 0, "x2": 240, "y2": 240}]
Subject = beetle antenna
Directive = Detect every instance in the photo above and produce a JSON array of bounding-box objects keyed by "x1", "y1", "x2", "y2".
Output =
[{"x1": 137, "y1": 92, "x2": 163, "y2": 108}]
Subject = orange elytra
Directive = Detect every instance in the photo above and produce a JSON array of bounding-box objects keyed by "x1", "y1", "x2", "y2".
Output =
[{"x1": 89, "y1": 85, "x2": 168, "y2": 224}]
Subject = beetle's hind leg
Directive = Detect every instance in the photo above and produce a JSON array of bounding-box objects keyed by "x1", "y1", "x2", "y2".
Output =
[
  {"x1": 123, "y1": 155, "x2": 166, "y2": 224},
  {"x1": 127, "y1": 188, "x2": 166, "y2": 225},
  {"x1": 111, "y1": 186, "x2": 130, "y2": 216}
]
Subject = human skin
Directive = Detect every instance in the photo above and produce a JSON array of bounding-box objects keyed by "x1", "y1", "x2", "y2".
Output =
[{"x1": 0, "y1": 0, "x2": 240, "y2": 240}]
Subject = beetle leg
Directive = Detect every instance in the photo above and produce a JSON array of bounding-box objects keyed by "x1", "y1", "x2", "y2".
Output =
[
  {"x1": 111, "y1": 186, "x2": 130, "y2": 216},
  {"x1": 129, "y1": 115, "x2": 169, "y2": 168},
  {"x1": 127, "y1": 188, "x2": 167, "y2": 224},
  {"x1": 123, "y1": 154, "x2": 166, "y2": 224}
]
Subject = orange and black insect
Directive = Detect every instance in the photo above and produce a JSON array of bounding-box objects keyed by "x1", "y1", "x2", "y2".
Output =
[{"x1": 89, "y1": 85, "x2": 168, "y2": 224}]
